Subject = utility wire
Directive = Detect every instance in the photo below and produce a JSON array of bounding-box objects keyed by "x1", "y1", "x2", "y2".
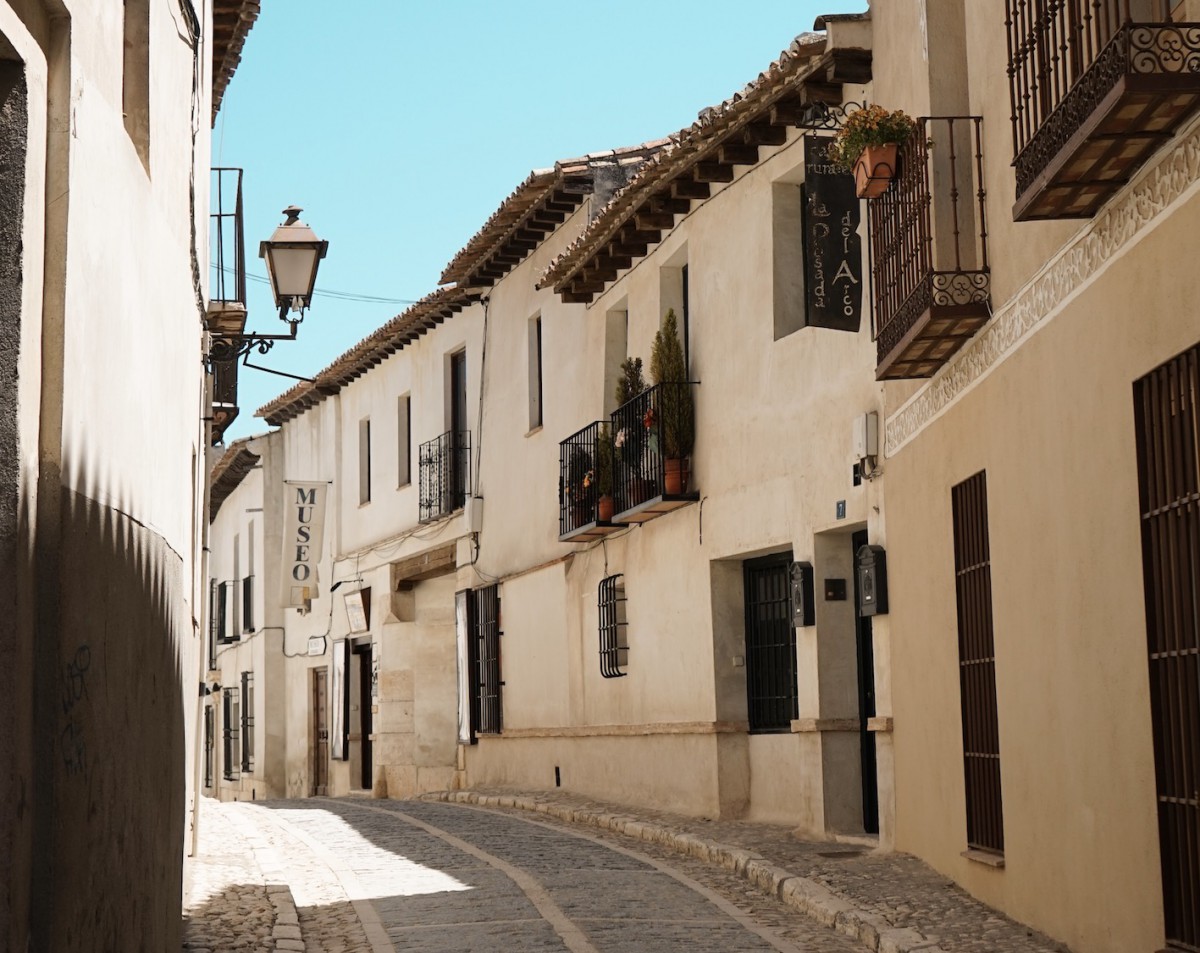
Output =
[{"x1": 217, "y1": 265, "x2": 418, "y2": 305}]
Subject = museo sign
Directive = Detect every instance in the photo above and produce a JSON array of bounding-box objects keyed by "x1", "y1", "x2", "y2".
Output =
[
  {"x1": 804, "y1": 135, "x2": 863, "y2": 332},
  {"x1": 281, "y1": 481, "x2": 328, "y2": 607}
]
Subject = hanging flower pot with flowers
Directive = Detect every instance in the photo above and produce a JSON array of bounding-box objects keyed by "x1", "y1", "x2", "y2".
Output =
[{"x1": 827, "y1": 106, "x2": 918, "y2": 199}]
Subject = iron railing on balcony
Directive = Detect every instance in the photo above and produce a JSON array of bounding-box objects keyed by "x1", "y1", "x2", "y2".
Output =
[
  {"x1": 869, "y1": 117, "x2": 991, "y2": 379},
  {"x1": 1006, "y1": 1, "x2": 1200, "y2": 216},
  {"x1": 419, "y1": 430, "x2": 470, "y2": 523},
  {"x1": 559, "y1": 420, "x2": 614, "y2": 538},
  {"x1": 210, "y1": 167, "x2": 246, "y2": 306},
  {"x1": 610, "y1": 382, "x2": 698, "y2": 517}
]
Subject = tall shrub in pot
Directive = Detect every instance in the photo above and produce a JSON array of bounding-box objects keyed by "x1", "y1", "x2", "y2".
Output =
[{"x1": 650, "y1": 309, "x2": 694, "y2": 494}]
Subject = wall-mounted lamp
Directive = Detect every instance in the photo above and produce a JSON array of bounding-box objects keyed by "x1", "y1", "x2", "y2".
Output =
[{"x1": 208, "y1": 206, "x2": 328, "y2": 366}]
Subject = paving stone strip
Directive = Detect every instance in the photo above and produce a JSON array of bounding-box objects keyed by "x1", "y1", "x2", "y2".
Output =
[
  {"x1": 183, "y1": 798, "x2": 306, "y2": 952},
  {"x1": 421, "y1": 788, "x2": 1070, "y2": 953}
]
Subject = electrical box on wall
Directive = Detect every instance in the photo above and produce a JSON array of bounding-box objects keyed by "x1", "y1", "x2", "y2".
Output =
[
  {"x1": 465, "y1": 496, "x2": 484, "y2": 534},
  {"x1": 856, "y1": 544, "x2": 889, "y2": 617},
  {"x1": 790, "y1": 561, "x2": 815, "y2": 627},
  {"x1": 853, "y1": 411, "x2": 879, "y2": 462}
]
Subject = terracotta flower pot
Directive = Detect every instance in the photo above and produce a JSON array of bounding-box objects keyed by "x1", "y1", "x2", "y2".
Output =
[
  {"x1": 853, "y1": 143, "x2": 900, "y2": 199},
  {"x1": 597, "y1": 495, "x2": 614, "y2": 522},
  {"x1": 664, "y1": 458, "x2": 690, "y2": 495}
]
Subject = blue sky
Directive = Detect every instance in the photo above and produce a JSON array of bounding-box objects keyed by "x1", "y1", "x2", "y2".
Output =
[{"x1": 214, "y1": 1, "x2": 866, "y2": 440}]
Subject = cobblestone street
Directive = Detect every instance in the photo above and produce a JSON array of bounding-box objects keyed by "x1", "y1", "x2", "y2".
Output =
[{"x1": 183, "y1": 792, "x2": 1067, "y2": 953}]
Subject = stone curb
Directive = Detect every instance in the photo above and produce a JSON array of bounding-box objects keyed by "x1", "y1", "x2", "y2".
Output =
[
  {"x1": 265, "y1": 884, "x2": 304, "y2": 952},
  {"x1": 425, "y1": 790, "x2": 949, "y2": 953}
]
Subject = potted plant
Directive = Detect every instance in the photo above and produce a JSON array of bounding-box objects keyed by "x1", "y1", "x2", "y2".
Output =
[
  {"x1": 827, "y1": 105, "x2": 917, "y2": 199},
  {"x1": 595, "y1": 424, "x2": 615, "y2": 521},
  {"x1": 613, "y1": 357, "x2": 650, "y2": 506},
  {"x1": 650, "y1": 308, "x2": 694, "y2": 495},
  {"x1": 565, "y1": 446, "x2": 595, "y2": 525}
]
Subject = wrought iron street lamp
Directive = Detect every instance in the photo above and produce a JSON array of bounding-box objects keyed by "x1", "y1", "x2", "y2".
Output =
[{"x1": 208, "y1": 205, "x2": 328, "y2": 365}]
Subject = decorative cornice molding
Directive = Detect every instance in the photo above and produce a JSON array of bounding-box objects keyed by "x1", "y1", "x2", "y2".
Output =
[{"x1": 886, "y1": 120, "x2": 1200, "y2": 456}]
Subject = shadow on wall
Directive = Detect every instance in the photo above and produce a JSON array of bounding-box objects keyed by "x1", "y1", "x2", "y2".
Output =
[{"x1": 31, "y1": 452, "x2": 191, "y2": 953}]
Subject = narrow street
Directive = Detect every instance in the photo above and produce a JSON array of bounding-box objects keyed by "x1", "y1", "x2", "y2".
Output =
[{"x1": 183, "y1": 798, "x2": 863, "y2": 953}]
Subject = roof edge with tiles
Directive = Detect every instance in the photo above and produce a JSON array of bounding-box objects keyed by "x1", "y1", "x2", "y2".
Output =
[
  {"x1": 256, "y1": 285, "x2": 479, "y2": 427},
  {"x1": 211, "y1": 0, "x2": 261, "y2": 124},
  {"x1": 537, "y1": 32, "x2": 848, "y2": 300},
  {"x1": 209, "y1": 441, "x2": 261, "y2": 523}
]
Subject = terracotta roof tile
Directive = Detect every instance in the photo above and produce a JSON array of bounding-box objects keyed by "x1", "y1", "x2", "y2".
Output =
[
  {"x1": 538, "y1": 33, "x2": 831, "y2": 297},
  {"x1": 256, "y1": 285, "x2": 479, "y2": 427},
  {"x1": 209, "y1": 440, "x2": 261, "y2": 522},
  {"x1": 212, "y1": 0, "x2": 261, "y2": 124}
]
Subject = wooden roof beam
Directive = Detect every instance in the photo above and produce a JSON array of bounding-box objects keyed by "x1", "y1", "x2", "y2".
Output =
[
  {"x1": 719, "y1": 143, "x2": 759, "y2": 165},
  {"x1": 671, "y1": 177, "x2": 711, "y2": 200},
  {"x1": 634, "y1": 209, "x2": 673, "y2": 230},
  {"x1": 609, "y1": 240, "x2": 648, "y2": 258},
  {"x1": 562, "y1": 290, "x2": 595, "y2": 304},
  {"x1": 649, "y1": 194, "x2": 690, "y2": 215},
  {"x1": 695, "y1": 161, "x2": 735, "y2": 182},
  {"x1": 743, "y1": 122, "x2": 787, "y2": 146}
]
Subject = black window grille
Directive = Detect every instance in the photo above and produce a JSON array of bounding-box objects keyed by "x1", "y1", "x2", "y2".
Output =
[
  {"x1": 242, "y1": 575, "x2": 254, "y2": 633},
  {"x1": 743, "y1": 553, "x2": 798, "y2": 733},
  {"x1": 952, "y1": 471, "x2": 1005, "y2": 855},
  {"x1": 1134, "y1": 343, "x2": 1200, "y2": 951},
  {"x1": 419, "y1": 430, "x2": 471, "y2": 523},
  {"x1": 207, "y1": 580, "x2": 218, "y2": 670},
  {"x1": 216, "y1": 581, "x2": 230, "y2": 643},
  {"x1": 598, "y1": 574, "x2": 628, "y2": 678},
  {"x1": 222, "y1": 686, "x2": 239, "y2": 782},
  {"x1": 240, "y1": 671, "x2": 255, "y2": 773},
  {"x1": 473, "y1": 585, "x2": 502, "y2": 734},
  {"x1": 203, "y1": 705, "x2": 214, "y2": 789},
  {"x1": 210, "y1": 167, "x2": 246, "y2": 306}
]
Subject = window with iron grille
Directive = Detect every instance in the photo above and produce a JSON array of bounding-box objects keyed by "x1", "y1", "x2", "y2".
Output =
[
  {"x1": 473, "y1": 585, "x2": 502, "y2": 734},
  {"x1": 203, "y1": 705, "x2": 214, "y2": 789},
  {"x1": 207, "y1": 580, "x2": 219, "y2": 670},
  {"x1": 1134, "y1": 343, "x2": 1200, "y2": 951},
  {"x1": 952, "y1": 470, "x2": 1004, "y2": 855},
  {"x1": 242, "y1": 575, "x2": 254, "y2": 633},
  {"x1": 419, "y1": 430, "x2": 471, "y2": 522},
  {"x1": 743, "y1": 552, "x2": 798, "y2": 733},
  {"x1": 598, "y1": 574, "x2": 628, "y2": 678},
  {"x1": 240, "y1": 671, "x2": 255, "y2": 773},
  {"x1": 222, "y1": 686, "x2": 239, "y2": 782}
]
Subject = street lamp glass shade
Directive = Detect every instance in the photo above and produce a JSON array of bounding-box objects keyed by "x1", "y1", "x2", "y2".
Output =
[{"x1": 259, "y1": 206, "x2": 328, "y2": 313}]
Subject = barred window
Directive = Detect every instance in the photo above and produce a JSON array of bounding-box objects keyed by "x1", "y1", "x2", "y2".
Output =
[
  {"x1": 598, "y1": 574, "x2": 628, "y2": 678},
  {"x1": 222, "y1": 686, "x2": 240, "y2": 781},
  {"x1": 242, "y1": 576, "x2": 254, "y2": 633},
  {"x1": 474, "y1": 585, "x2": 502, "y2": 735},
  {"x1": 743, "y1": 552, "x2": 798, "y2": 733},
  {"x1": 203, "y1": 705, "x2": 214, "y2": 789},
  {"x1": 240, "y1": 671, "x2": 255, "y2": 773}
]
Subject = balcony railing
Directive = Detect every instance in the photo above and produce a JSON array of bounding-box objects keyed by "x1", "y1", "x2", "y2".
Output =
[
  {"x1": 210, "y1": 167, "x2": 246, "y2": 307},
  {"x1": 419, "y1": 430, "x2": 470, "y2": 523},
  {"x1": 211, "y1": 357, "x2": 239, "y2": 442},
  {"x1": 870, "y1": 116, "x2": 991, "y2": 380},
  {"x1": 559, "y1": 420, "x2": 622, "y2": 542},
  {"x1": 610, "y1": 382, "x2": 699, "y2": 523},
  {"x1": 1006, "y1": 1, "x2": 1200, "y2": 219}
]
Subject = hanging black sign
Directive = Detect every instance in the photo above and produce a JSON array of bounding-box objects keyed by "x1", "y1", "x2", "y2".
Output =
[{"x1": 803, "y1": 135, "x2": 862, "y2": 332}]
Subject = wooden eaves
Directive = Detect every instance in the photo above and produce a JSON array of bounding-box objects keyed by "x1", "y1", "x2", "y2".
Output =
[{"x1": 537, "y1": 32, "x2": 872, "y2": 304}]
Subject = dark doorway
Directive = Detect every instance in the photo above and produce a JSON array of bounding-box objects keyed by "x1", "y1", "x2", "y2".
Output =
[
  {"x1": 311, "y1": 669, "x2": 328, "y2": 796},
  {"x1": 355, "y1": 642, "x2": 374, "y2": 790},
  {"x1": 743, "y1": 551, "x2": 798, "y2": 733},
  {"x1": 852, "y1": 530, "x2": 879, "y2": 834}
]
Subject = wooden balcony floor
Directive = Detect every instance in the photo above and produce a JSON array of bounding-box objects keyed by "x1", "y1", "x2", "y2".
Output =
[
  {"x1": 1015, "y1": 27, "x2": 1200, "y2": 221},
  {"x1": 876, "y1": 301, "x2": 990, "y2": 381},
  {"x1": 559, "y1": 519, "x2": 623, "y2": 543},
  {"x1": 612, "y1": 492, "x2": 699, "y2": 525}
]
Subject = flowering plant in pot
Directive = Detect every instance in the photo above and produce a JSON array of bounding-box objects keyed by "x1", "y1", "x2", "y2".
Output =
[
  {"x1": 827, "y1": 105, "x2": 917, "y2": 199},
  {"x1": 564, "y1": 446, "x2": 595, "y2": 524},
  {"x1": 650, "y1": 308, "x2": 694, "y2": 495},
  {"x1": 596, "y1": 424, "x2": 615, "y2": 521},
  {"x1": 613, "y1": 357, "x2": 650, "y2": 506}
]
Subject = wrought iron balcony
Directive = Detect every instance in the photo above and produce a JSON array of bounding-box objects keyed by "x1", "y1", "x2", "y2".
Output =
[
  {"x1": 610, "y1": 382, "x2": 699, "y2": 524},
  {"x1": 870, "y1": 116, "x2": 991, "y2": 380},
  {"x1": 209, "y1": 167, "x2": 247, "y2": 314},
  {"x1": 211, "y1": 356, "x2": 239, "y2": 443},
  {"x1": 559, "y1": 420, "x2": 622, "y2": 542},
  {"x1": 1007, "y1": 1, "x2": 1200, "y2": 220},
  {"x1": 418, "y1": 430, "x2": 470, "y2": 523}
]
